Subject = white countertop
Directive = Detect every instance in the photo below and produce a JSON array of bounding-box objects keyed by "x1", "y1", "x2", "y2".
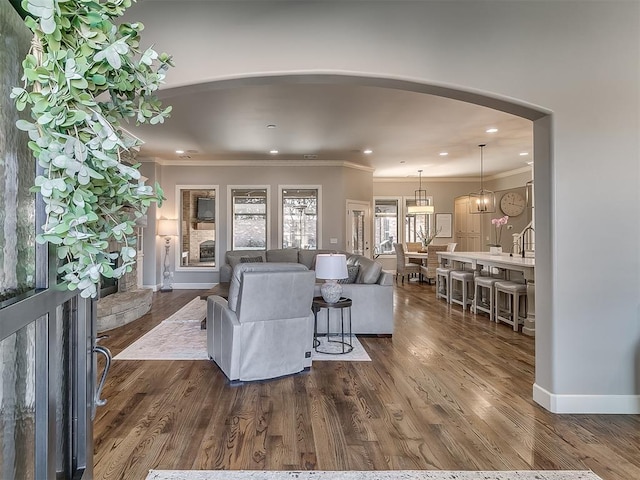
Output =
[{"x1": 438, "y1": 251, "x2": 535, "y2": 269}]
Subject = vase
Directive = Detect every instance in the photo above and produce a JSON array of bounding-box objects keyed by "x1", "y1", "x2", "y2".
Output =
[{"x1": 489, "y1": 246, "x2": 502, "y2": 255}]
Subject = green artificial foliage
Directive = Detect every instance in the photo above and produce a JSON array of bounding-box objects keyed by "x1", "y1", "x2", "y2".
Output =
[{"x1": 11, "y1": 0, "x2": 173, "y2": 298}]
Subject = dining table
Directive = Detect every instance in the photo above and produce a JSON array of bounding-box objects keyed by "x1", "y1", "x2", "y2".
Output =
[
  {"x1": 437, "y1": 251, "x2": 536, "y2": 336},
  {"x1": 405, "y1": 251, "x2": 429, "y2": 265}
]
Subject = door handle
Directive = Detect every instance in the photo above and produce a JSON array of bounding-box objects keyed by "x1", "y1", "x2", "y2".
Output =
[{"x1": 93, "y1": 335, "x2": 112, "y2": 407}]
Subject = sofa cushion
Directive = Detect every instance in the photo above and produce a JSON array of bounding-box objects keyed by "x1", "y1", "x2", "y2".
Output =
[
  {"x1": 298, "y1": 249, "x2": 338, "y2": 269},
  {"x1": 347, "y1": 255, "x2": 383, "y2": 284},
  {"x1": 338, "y1": 264, "x2": 359, "y2": 284},
  {"x1": 228, "y1": 262, "x2": 309, "y2": 311},
  {"x1": 227, "y1": 250, "x2": 266, "y2": 268},
  {"x1": 240, "y1": 256, "x2": 264, "y2": 263},
  {"x1": 266, "y1": 248, "x2": 299, "y2": 263}
]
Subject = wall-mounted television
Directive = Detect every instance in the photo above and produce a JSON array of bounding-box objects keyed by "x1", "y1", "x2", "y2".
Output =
[{"x1": 197, "y1": 197, "x2": 215, "y2": 221}]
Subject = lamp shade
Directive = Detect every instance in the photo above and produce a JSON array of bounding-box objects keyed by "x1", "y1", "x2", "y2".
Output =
[
  {"x1": 315, "y1": 254, "x2": 348, "y2": 280},
  {"x1": 407, "y1": 204, "x2": 435, "y2": 214},
  {"x1": 157, "y1": 218, "x2": 178, "y2": 237}
]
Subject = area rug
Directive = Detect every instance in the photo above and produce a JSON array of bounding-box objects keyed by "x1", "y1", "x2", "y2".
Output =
[
  {"x1": 114, "y1": 298, "x2": 370, "y2": 362},
  {"x1": 146, "y1": 470, "x2": 603, "y2": 480}
]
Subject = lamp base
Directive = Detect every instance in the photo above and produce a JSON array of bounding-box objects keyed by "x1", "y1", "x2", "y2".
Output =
[{"x1": 320, "y1": 280, "x2": 342, "y2": 303}]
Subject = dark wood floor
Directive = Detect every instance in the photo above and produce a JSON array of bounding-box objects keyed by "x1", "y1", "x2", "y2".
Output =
[{"x1": 93, "y1": 283, "x2": 640, "y2": 480}]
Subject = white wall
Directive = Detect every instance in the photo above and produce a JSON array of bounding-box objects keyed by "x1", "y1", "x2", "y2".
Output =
[{"x1": 125, "y1": 1, "x2": 640, "y2": 413}]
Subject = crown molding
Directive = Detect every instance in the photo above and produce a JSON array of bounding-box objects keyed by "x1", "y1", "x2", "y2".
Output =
[
  {"x1": 137, "y1": 157, "x2": 375, "y2": 173},
  {"x1": 373, "y1": 176, "x2": 478, "y2": 183},
  {"x1": 487, "y1": 165, "x2": 533, "y2": 180},
  {"x1": 138, "y1": 156, "x2": 529, "y2": 180},
  {"x1": 373, "y1": 165, "x2": 532, "y2": 183}
]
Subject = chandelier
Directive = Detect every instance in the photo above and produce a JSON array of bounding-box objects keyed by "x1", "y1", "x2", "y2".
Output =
[
  {"x1": 468, "y1": 144, "x2": 496, "y2": 214},
  {"x1": 407, "y1": 169, "x2": 434, "y2": 214}
]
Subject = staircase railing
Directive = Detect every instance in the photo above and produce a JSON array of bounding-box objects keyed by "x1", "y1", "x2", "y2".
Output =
[{"x1": 511, "y1": 221, "x2": 535, "y2": 257}]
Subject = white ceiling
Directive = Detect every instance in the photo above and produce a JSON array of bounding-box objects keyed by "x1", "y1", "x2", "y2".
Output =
[{"x1": 127, "y1": 81, "x2": 533, "y2": 178}]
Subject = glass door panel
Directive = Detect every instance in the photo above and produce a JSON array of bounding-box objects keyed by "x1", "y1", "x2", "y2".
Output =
[
  {"x1": 0, "y1": 321, "x2": 36, "y2": 480},
  {"x1": 346, "y1": 201, "x2": 371, "y2": 257},
  {"x1": 351, "y1": 210, "x2": 365, "y2": 255}
]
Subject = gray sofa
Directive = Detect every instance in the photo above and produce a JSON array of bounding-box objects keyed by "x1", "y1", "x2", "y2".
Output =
[{"x1": 219, "y1": 248, "x2": 394, "y2": 335}]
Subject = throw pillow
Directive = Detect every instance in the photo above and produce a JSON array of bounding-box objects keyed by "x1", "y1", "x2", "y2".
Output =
[
  {"x1": 240, "y1": 256, "x2": 264, "y2": 263},
  {"x1": 338, "y1": 264, "x2": 359, "y2": 284}
]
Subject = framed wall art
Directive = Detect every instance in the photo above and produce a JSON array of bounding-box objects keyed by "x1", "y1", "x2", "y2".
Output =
[{"x1": 436, "y1": 213, "x2": 452, "y2": 238}]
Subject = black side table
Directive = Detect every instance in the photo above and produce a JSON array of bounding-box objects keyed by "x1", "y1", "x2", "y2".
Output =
[{"x1": 312, "y1": 296, "x2": 353, "y2": 354}]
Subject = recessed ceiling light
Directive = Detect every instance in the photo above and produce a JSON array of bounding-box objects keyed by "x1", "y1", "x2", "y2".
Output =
[
  {"x1": 175, "y1": 150, "x2": 184, "y2": 154},
  {"x1": 270, "y1": 149, "x2": 279, "y2": 154},
  {"x1": 267, "y1": 124, "x2": 276, "y2": 129},
  {"x1": 363, "y1": 149, "x2": 373, "y2": 154},
  {"x1": 519, "y1": 152, "x2": 529, "y2": 156},
  {"x1": 439, "y1": 152, "x2": 448, "y2": 156},
  {"x1": 486, "y1": 128, "x2": 498, "y2": 133}
]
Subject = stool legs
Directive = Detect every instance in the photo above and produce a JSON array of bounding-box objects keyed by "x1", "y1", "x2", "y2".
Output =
[
  {"x1": 495, "y1": 282, "x2": 527, "y2": 331},
  {"x1": 436, "y1": 269, "x2": 451, "y2": 303},
  {"x1": 473, "y1": 281, "x2": 495, "y2": 321},
  {"x1": 450, "y1": 272, "x2": 474, "y2": 310}
]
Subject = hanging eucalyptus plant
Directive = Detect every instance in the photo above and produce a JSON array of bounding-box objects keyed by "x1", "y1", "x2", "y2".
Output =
[{"x1": 11, "y1": 0, "x2": 173, "y2": 298}]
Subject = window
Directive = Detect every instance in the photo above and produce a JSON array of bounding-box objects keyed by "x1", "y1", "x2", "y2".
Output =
[
  {"x1": 405, "y1": 197, "x2": 433, "y2": 243},
  {"x1": 281, "y1": 188, "x2": 319, "y2": 249},
  {"x1": 230, "y1": 187, "x2": 268, "y2": 250},
  {"x1": 374, "y1": 198, "x2": 399, "y2": 255},
  {"x1": 178, "y1": 186, "x2": 217, "y2": 268}
]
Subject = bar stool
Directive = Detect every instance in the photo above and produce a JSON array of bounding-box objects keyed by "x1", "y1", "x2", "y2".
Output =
[
  {"x1": 435, "y1": 266, "x2": 454, "y2": 302},
  {"x1": 473, "y1": 275, "x2": 500, "y2": 321},
  {"x1": 449, "y1": 270, "x2": 474, "y2": 310},
  {"x1": 494, "y1": 280, "x2": 527, "y2": 331}
]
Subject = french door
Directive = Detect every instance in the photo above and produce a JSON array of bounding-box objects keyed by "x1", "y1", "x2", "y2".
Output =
[
  {"x1": 1, "y1": 281, "x2": 95, "y2": 480},
  {"x1": 2, "y1": 2, "x2": 96, "y2": 475},
  {"x1": 346, "y1": 200, "x2": 371, "y2": 257}
]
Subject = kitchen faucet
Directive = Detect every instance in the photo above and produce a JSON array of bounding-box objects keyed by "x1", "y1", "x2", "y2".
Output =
[{"x1": 521, "y1": 226, "x2": 535, "y2": 258}]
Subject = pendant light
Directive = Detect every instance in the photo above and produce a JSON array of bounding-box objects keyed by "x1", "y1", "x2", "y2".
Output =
[
  {"x1": 407, "y1": 169, "x2": 434, "y2": 214},
  {"x1": 468, "y1": 144, "x2": 495, "y2": 214}
]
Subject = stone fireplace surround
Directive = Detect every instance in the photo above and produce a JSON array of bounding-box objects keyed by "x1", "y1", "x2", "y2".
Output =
[{"x1": 96, "y1": 232, "x2": 152, "y2": 333}]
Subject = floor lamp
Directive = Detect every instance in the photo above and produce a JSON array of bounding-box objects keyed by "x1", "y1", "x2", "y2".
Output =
[{"x1": 157, "y1": 219, "x2": 178, "y2": 292}]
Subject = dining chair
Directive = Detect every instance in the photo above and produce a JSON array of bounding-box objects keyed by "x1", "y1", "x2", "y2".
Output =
[
  {"x1": 393, "y1": 243, "x2": 420, "y2": 284},
  {"x1": 419, "y1": 244, "x2": 447, "y2": 284},
  {"x1": 405, "y1": 242, "x2": 422, "y2": 252}
]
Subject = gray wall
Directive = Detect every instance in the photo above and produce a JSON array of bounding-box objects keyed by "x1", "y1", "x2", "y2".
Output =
[
  {"x1": 144, "y1": 163, "x2": 372, "y2": 287},
  {"x1": 126, "y1": 0, "x2": 640, "y2": 413}
]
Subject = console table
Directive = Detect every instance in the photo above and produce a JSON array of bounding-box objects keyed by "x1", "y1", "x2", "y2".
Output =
[{"x1": 200, "y1": 282, "x2": 230, "y2": 301}]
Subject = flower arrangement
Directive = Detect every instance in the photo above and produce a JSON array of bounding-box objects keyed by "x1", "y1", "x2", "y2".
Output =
[
  {"x1": 489, "y1": 215, "x2": 510, "y2": 247},
  {"x1": 417, "y1": 226, "x2": 441, "y2": 247}
]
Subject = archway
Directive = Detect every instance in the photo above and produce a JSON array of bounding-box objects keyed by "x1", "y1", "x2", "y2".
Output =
[{"x1": 157, "y1": 72, "x2": 553, "y2": 409}]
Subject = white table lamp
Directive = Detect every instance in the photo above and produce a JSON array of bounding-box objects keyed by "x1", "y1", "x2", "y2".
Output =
[
  {"x1": 315, "y1": 254, "x2": 348, "y2": 303},
  {"x1": 157, "y1": 219, "x2": 178, "y2": 292}
]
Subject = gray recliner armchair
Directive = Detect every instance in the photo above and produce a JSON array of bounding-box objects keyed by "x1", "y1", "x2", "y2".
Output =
[{"x1": 207, "y1": 262, "x2": 316, "y2": 382}]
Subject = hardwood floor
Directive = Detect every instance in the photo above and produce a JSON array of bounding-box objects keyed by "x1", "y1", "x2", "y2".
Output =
[{"x1": 93, "y1": 283, "x2": 640, "y2": 480}]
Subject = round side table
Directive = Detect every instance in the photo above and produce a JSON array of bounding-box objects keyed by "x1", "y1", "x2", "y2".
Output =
[{"x1": 312, "y1": 296, "x2": 353, "y2": 354}]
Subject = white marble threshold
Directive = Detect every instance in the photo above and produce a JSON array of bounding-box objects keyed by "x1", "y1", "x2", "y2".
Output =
[{"x1": 146, "y1": 470, "x2": 603, "y2": 480}]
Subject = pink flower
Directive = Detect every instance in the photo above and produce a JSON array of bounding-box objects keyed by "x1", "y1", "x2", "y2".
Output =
[{"x1": 490, "y1": 216, "x2": 509, "y2": 246}]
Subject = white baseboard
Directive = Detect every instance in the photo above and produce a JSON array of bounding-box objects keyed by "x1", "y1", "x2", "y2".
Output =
[
  {"x1": 173, "y1": 283, "x2": 216, "y2": 289},
  {"x1": 533, "y1": 383, "x2": 640, "y2": 414},
  {"x1": 142, "y1": 284, "x2": 159, "y2": 292}
]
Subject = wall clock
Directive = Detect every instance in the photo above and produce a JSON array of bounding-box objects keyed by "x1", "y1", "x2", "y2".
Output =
[{"x1": 500, "y1": 191, "x2": 526, "y2": 216}]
